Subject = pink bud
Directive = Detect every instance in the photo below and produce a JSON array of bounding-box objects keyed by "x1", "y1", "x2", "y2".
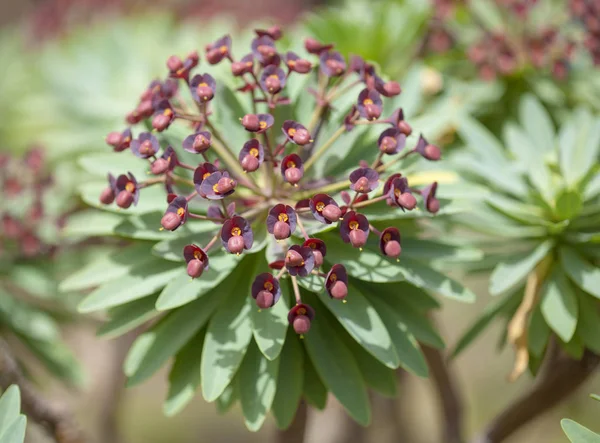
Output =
[
  {"x1": 397, "y1": 193, "x2": 417, "y2": 210},
  {"x1": 265, "y1": 75, "x2": 281, "y2": 93},
  {"x1": 349, "y1": 229, "x2": 367, "y2": 248},
  {"x1": 116, "y1": 191, "x2": 134, "y2": 209},
  {"x1": 187, "y1": 259, "x2": 204, "y2": 279},
  {"x1": 383, "y1": 81, "x2": 401, "y2": 96},
  {"x1": 161, "y1": 212, "x2": 182, "y2": 231},
  {"x1": 99, "y1": 187, "x2": 115, "y2": 205},
  {"x1": 196, "y1": 85, "x2": 214, "y2": 102},
  {"x1": 167, "y1": 55, "x2": 183, "y2": 72},
  {"x1": 285, "y1": 249, "x2": 304, "y2": 267},
  {"x1": 241, "y1": 154, "x2": 260, "y2": 172},
  {"x1": 105, "y1": 132, "x2": 123, "y2": 147},
  {"x1": 427, "y1": 198, "x2": 440, "y2": 214},
  {"x1": 322, "y1": 204, "x2": 341, "y2": 222},
  {"x1": 216, "y1": 177, "x2": 236, "y2": 194},
  {"x1": 293, "y1": 315, "x2": 311, "y2": 334},
  {"x1": 397, "y1": 120, "x2": 412, "y2": 136},
  {"x1": 152, "y1": 113, "x2": 172, "y2": 132},
  {"x1": 284, "y1": 167, "x2": 303, "y2": 185},
  {"x1": 380, "y1": 136, "x2": 397, "y2": 154},
  {"x1": 365, "y1": 103, "x2": 381, "y2": 121},
  {"x1": 384, "y1": 241, "x2": 402, "y2": 258},
  {"x1": 330, "y1": 281, "x2": 348, "y2": 300},
  {"x1": 424, "y1": 144, "x2": 441, "y2": 161},
  {"x1": 227, "y1": 236, "x2": 245, "y2": 254},
  {"x1": 293, "y1": 59, "x2": 312, "y2": 73},
  {"x1": 242, "y1": 114, "x2": 260, "y2": 132},
  {"x1": 273, "y1": 221, "x2": 291, "y2": 240},
  {"x1": 292, "y1": 128, "x2": 311, "y2": 145},
  {"x1": 256, "y1": 290, "x2": 274, "y2": 309},
  {"x1": 312, "y1": 250, "x2": 324, "y2": 268},
  {"x1": 354, "y1": 176, "x2": 370, "y2": 193}
]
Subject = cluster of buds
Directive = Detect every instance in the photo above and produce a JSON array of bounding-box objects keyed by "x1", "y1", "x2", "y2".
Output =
[
  {"x1": 0, "y1": 148, "x2": 62, "y2": 260},
  {"x1": 101, "y1": 27, "x2": 442, "y2": 336},
  {"x1": 570, "y1": 0, "x2": 600, "y2": 65},
  {"x1": 421, "y1": 0, "x2": 461, "y2": 54}
]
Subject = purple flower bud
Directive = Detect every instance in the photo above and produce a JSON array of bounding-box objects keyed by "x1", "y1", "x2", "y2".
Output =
[
  {"x1": 187, "y1": 259, "x2": 205, "y2": 279},
  {"x1": 131, "y1": 133, "x2": 159, "y2": 159},
  {"x1": 348, "y1": 229, "x2": 367, "y2": 248},
  {"x1": 116, "y1": 190, "x2": 134, "y2": 209},
  {"x1": 357, "y1": 89, "x2": 382, "y2": 121},
  {"x1": 183, "y1": 244, "x2": 209, "y2": 279},
  {"x1": 161, "y1": 212, "x2": 182, "y2": 231},
  {"x1": 293, "y1": 316, "x2": 311, "y2": 334},
  {"x1": 285, "y1": 249, "x2": 304, "y2": 267},
  {"x1": 379, "y1": 227, "x2": 401, "y2": 258},
  {"x1": 151, "y1": 158, "x2": 169, "y2": 175},
  {"x1": 99, "y1": 187, "x2": 115, "y2": 205},
  {"x1": 304, "y1": 37, "x2": 334, "y2": 55},
  {"x1": 242, "y1": 114, "x2": 260, "y2": 131},
  {"x1": 310, "y1": 194, "x2": 341, "y2": 224},
  {"x1": 239, "y1": 139, "x2": 264, "y2": 172},
  {"x1": 190, "y1": 74, "x2": 216, "y2": 103},
  {"x1": 261, "y1": 66, "x2": 286, "y2": 94},
  {"x1": 166, "y1": 55, "x2": 184, "y2": 72},
  {"x1": 241, "y1": 154, "x2": 260, "y2": 172},
  {"x1": 221, "y1": 216, "x2": 253, "y2": 253},
  {"x1": 281, "y1": 154, "x2": 304, "y2": 185},
  {"x1": 349, "y1": 167, "x2": 379, "y2": 193},
  {"x1": 285, "y1": 245, "x2": 315, "y2": 277},
  {"x1": 396, "y1": 193, "x2": 417, "y2": 210},
  {"x1": 256, "y1": 290, "x2": 274, "y2": 309},
  {"x1": 422, "y1": 182, "x2": 440, "y2": 214},
  {"x1": 326, "y1": 264, "x2": 348, "y2": 300},
  {"x1": 340, "y1": 211, "x2": 369, "y2": 247},
  {"x1": 267, "y1": 204, "x2": 296, "y2": 239},
  {"x1": 382, "y1": 81, "x2": 401, "y2": 97},
  {"x1": 273, "y1": 221, "x2": 291, "y2": 240},
  {"x1": 252, "y1": 273, "x2": 281, "y2": 308},
  {"x1": 303, "y1": 238, "x2": 327, "y2": 268},
  {"x1": 227, "y1": 235, "x2": 246, "y2": 254}
]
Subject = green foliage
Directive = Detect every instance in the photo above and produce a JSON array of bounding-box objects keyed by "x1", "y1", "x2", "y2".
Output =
[
  {"x1": 562, "y1": 395, "x2": 600, "y2": 443},
  {"x1": 0, "y1": 386, "x2": 27, "y2": 443}
]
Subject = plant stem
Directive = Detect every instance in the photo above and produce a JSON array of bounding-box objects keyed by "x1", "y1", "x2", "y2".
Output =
[
  {"x1": 376, "y1": 149, "x2": 417, "y2": 173},
  {"x1": 352, "y1": 194, "x2": 389, "y2": 209},
  {"x1": 303, "y1": 126, "x2": 346, "y2": 172},
  {"x1": 295, "y1": 215, "x2": 310, "y2": 240},
  {"x1": 291, "y1": 276, "x2": 302, "y2": 304},
  {"x1": 204, "y1": 234, "x2": 219, "y2": 252}
]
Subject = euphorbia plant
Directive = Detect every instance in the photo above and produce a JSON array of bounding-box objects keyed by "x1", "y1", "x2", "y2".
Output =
[{"x1": 64, "y1": 27, "x2": 477, "y2": 430}]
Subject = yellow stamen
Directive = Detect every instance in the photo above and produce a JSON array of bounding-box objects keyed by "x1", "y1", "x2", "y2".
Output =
[
  {"x1": 349, "y1": 220, "x2": 359, "y2": 230},
  {"x1": 278, "y1": 213, "x2": 289, "y2": 222},
  {"x1": 125, "y1": 182, "x2": 135, "y2": 193},
  {"x1": 316, "y1": 201, "x2": 325, "y2": 211},
  {"x1": 203, "y1": 172, "x2": 211, "y2": 180},
  {"x1": 298, "y1": 308, "x2": 306, "y2": 315},
  {"x1": 363, "y1": 98, "x2": 374, "y2": 105},
  {"x1": 330, "y1": 273, "x2": 337, "y2": 282},
  {"x1": 250, "y1": 148, "x2": 259, "y2": 157},
  {"x1": 286, "y1": 161, "x2": 296, "y2": 168},
  {"x1": 288, "y1": 128, "x2": 297, "y2": 137},
  {"x1": 383, "y1": 233, "x2": 391, "y2": 242},
  {"x1": 264, "y1": 281, "x2": 274, "y2": 291},
  {"x1": 177, "y1": 207, "x2": 185, "y2": 217},
  {"x1": 259, "y1": 121, "x2": 267, "y2": 129},
  {"x1": 231, "y1": 227, "x2": 242, "y2": 236}
]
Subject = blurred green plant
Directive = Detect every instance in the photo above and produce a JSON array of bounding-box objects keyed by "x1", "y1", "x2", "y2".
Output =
[
  {"x1": 562, "y1": 394, "x2": 600, "y2": 443},
  {"x1": 0, "y1": 386, "x2": 26, "y2": 443}
]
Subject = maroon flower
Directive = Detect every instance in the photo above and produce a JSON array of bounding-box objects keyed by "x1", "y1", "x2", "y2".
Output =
[
  {"x1": 151, "y1": 100, "x2": 176, "y2": 132},
  {"x1": 349, "y1": 167, "x2": 379, "y2": 193},
  {"x1": 378, "y1": 128, "x2": 406, "y2": 155},
  {"x1": 320, "y1": 51, "x2": 346, "y2": 77},
  {"x1": 130, "y1": 132, "x2": 159, "y2": 159},
  {"x1": 304, "y1": 37, "x2": 334, "y2": 55},
  {"x1": 221, "y1": 216, "x2": 253, "y2": 254},
  {"x1": 379, "y1": 227, "x2": 402, "y2": 258},
  {"x1": 288, "y1": 303, "x2": 316, "y2": 335},
  {"x1": 99, "y1": 173, "x2": 117, "y2": 205},
  {"x1": 190, "y1": 73, "x2": 217, "y2": 103},
  {"x1": 241, "y1": 113, "x2": 274, "y2": 133},
  {"x1": 105, "y1": 128, "x2": 132, "y2": 152},
  {"x1": 114, "y1": 172, "x2": 140, "y2": 208},
  {"x1": 251, "y1": 273, "x2": 282, "y2": 309},
  {"x1": 285, "y1": 52, "x2": 312, "y2": 74},
  {"x1": 421, "y1": 182, "x2": 440, "y2": 214},
  {"x1": 251, "y1": 36, "x2": 278, "y2": 65},
  {"x1": 231, "y1": 54, "x2": 254, "y2": 76},
  {"x1": 239, "y1": 139, "x2": 265, "y2": 173},
  {"x1": 167, "y1": 51, "x2": 199, "y2": 79},
  {"x1": 325, "y1": 264, "x2": 348, "y2": 300},
  {"x1": 282, "y1": 120, "x2": 312, "y2": 145},
  {"x1": 356, "y1": 88, "x2": 382, "y2": 121},
  {"x1": 254, "y1": 26, "x2": 282, "y2": 41},
  {"x1": 285, "y1": 245, "x2": 315, "y2": 277},
  {"x1": 183, "y1": 131, "x2": 212, "y2": 154},
  {"x1": 267, "y1": 204, "x2": 297, "y2": 240},
  {"x1": 161, "y1": 196, "x2": 188, "y2": 231},
  {"x1": 385, "y1": 108, "x2": 412, "y2": 136},
  {"x1": 205, "y1": 35, "x2": 231, "y2": 65},
  {"x1": 415, "y1": 134, "x2": 441, "y2": 161},
  {"x1": 303, "y1": 238, "x2": 327, "y2": 267},
  {"x1": 388, "y1": 176, "x2": 417, "y2": 210},
  {"x1": 281, "y1": 154, "x2": 304, "y2": 185},
  {"x1": 183, "y1": 244, "x2": 209, "y2": 279},
  {"x1": 200, "y1": 171, "x2": 237, "y2": 200},
  {"x1": 193, "y1": 162, "x2": 219, "y2": 195},
  {"x1": 151, "y1": 146, "x2": 178, "y2": 175},
  {"x1": 344, "y1": 105, "x2": 358, "y2": 131},
  {"x1": 260, "y1": 65, "x2": 286, "y2": 94},
  {"x1": 340, "y1": 211, "x2": 369, "y2": 248},
  {"x1": 309, "y1": 193, "x2": 341, "y2": 224}
]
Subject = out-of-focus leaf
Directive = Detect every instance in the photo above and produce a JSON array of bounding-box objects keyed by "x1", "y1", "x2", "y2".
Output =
[
  {"x1": 302, "y1": 355, "x2": 327, "y2": 410},
  {"x1": 577, "y1": 292, "x2": 600, "y2": 354},
  {"x1": 540, "y1": 266, "x2": 578, "y2": 342},
  {"x1": 97, "y1": 295, "x2": 160, "y2": 339},
  {"x1": 216, "y1": 382, "x2": 238, "y2": 414},
  {"x1": 554, "y1": 189, "x2": 583, "y2": 221},
  {"x1": 528, "y1": 305, "x2": 550, "y2": 358},
  {"x1": 272, "y1": 330, "x2": 304, "y2": 430},
  {"x1": 559, "y1": 109, "x2": 600, "y2": 186},
  {"x1": 0, "y1": 386, "x2": 22, "y2": 439},
  {"x1": 561, "y1": 246, "x2": 600, "y2": 299},
  {"x1": 62, "y1": 210, "x2": 124, "y2": 237},
  {"x1": 561, "y1": 419, "x2": 600, "y2": 443},
  {"x1": 519, "y1": 94, "x2": 555, "y2": 155}
]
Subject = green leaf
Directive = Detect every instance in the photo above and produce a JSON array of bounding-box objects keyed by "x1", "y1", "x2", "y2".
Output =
[
  {"x1": 60, "y1": 243, "x2": 155, "y2": 292},
  {"x1": 251, "y1": 283, "x2": 288, "y2": 361},
  {"x1": 97, "y1": 295, "x2": 159, "y2": 339},
  {"x1": 0, "y1": 386, "x2": 21, "y2": 435},
  {"x1": 164, "y1": 329, "x2": 205, "y2": 417},
  {"x1": 62, "y1": 209, "x2": 124, "y2": 237},
  {"x1": 591, "y1": 394, "x2": 600, "y2": 403},
  {"x1": 528, "y1": 305, "x2": 550, "y2": 358},
  {"x1": 367, "y1": 295, "x2": 428, "y2": 377},
  {"x1": 78, "y1": 259, "x2": 181, "y2": 313},
  {"x1": 239, "y1": 340, "x2": 279, "y2": 432},
  {"x1": 540, "y1": 266, "x2": 578, "y2": 342},
  {"x1": 561, "y1": 246, "x2": 600, "y2": 299},
  {"x1": 559, "y1": 109, "x2": 600, "y2": 186},
  {"x1": 452, "y1": 292, "x2": 521, "y2": 359},
  {"x1": 0, "y1": 415, "x2": 26, "y2": 443},
  {"x1": 562, "y1": 419, "x2": 600, "y2": 443},
  {"x1": 319, "y1": 279, "x2": 399, "y2": 369},
  {"x1": 489, "y1": 240, "x2": 554, "y2": 296},
  {"x1": 156, "y1": 252, "x2": 240, "y2": 310},
  {"x1": 576, "y1": 292, "x2": 600, "y2": 354},
  {"x1": 458, "y1": 116, "x2": 506, "y2": 163},
  {"x1": 503, "y1": 122, "x2": 536, "y2": 168},
  {"x1": 302, "y1": 355, "x2": 327, "y2": 410},
  {"x1": 469, "y1": 0, "x2": 503, "y2": 31},
  {"x1": 201, "y1": 256, "x2": 258, "y2": 401},
  {"x1": 303, "y1": 293, "x2": 370, "y2": 425},
  {"x1": 519, "y1": 94, "x2": 555, "y2": 155},
  {"x1": 559, "y1": 333, "x2": 585, "y2": 360},
  {"x1": 216, "y1": 382, "x2": 238, "y2": 414},
  {"x1": 272, "y1": 330, "x2": 304, "y2": 430},
  {"x1": 554, "y1": 189, "x2": 583, "y2": 220},
  {"x1": 151, "y1": 230, "x2": 218, "y2": 262}
]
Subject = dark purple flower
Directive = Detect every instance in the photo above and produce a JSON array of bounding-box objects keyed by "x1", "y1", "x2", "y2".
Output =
[
  {"x1": 190, "y1": 74, "x2": 217, "y2": 103},
  {"x1": 379, "y1": 227, "x2": 401, "y2": 258},
  {"x1": 239, "y1": 139, "x2": 265, "y2": 173},
  {"x1": 151, "y1": 146, "x2": 178, "y2": 175},
  {"x1": 231, "y1": 54, "x2": 254, "y2": 76},
  {"x1": 251, "y1": 273, "x2": 282, "y2": 309},
  {"x1": 288, "y1": 303, "x2": 315, "y2": 335},
  {"x1": 325, "y1": 264, "x2": 348, "y2": 300},
  {"x1": 421, "y1": 182, "x2": 440, "y2": 214},
  {"x1": 183, "y1": 131, "x2": 212, "y2": 154},
  {"x1": 266, "y1": 204, "x2": 297, "y2": 240},
  {"x1": 207, "y1": 205, "x2": 225, "y2": 223},
  {"x1": 388, "y1": 176, "x2": 417, "y2": 210},
  {"x1": 285, "y1": 51, "x2": 312, "y2": 73},
  {"x1": 114, "y1": 172, "x2": 140, "y2": 208},
  {"x1": 99, "y1": 173, "x2": 117, "y2": 204},
  {"x1": 254, "y1": 26, "x2": 282, "y2": 41},
  {"x1": 193, "y1": 162, "x2": 219, "y2": 195},
  {"x1": 221, "y1": 216, "x2": 253, "y2": 254},
  {"x1": 130, "y1": 132, "x2": 159, "y2": 159},
  {"x1": 183, "y1": 244, "x2": 209, "y2": 279},
  {"x1": 309, "y1": 193, "x2": 341, "y2": 224},
  {"x1": 200, "y1": 171, "x2": 237, "y2": 200},
  {"x1": 167, "y1": 51, "x2": 199, "y2": 79},
  {"x1": 161, "y1": 196, "x2": 188, "y2": 231},
  {"x1": 382, "y1": 173, "x2": 402, "y2": 196},
  {"x1": 320, "y1": 51, "x2": 346, "y2": 77},
  {"x1": 376, "y1": 80, "x2": 401, "y2": 97},
  {"x1": 205, "y1": 35, "x2": 232, "y2": 64},
  {"x1": 304, "y1": 37, "x2": 334, "y2": 55},
  {"x1": 340, "y1": 211, "x2": 369, "y2": 248},
  {"x1": 241, "y1": 113, "x2": 274, "y2": 133},
  {"x1": 349, "y1": 167, "x2": 379, "y2": 193},
  {"x1": 303, "y1": 238, "x2": 327, "y2": 267},
  {"x1": 356, "y1": 88, "x2": 382, "y2": 121},
  {"x1": 343, "y1": 105, "x2": 358, "y2": 131},
  {"x1": 105, "y1": 128, "x2": 132, "y2": 152},
  {"x1": 251, "y1": 35, "x2": 277, "y2": 64},
  {"x1": 385, "y1": 108, "x2": 412, "y2": 136},
  {"x1": 282, "y1": 120, "x2": 312, "y2": 145},
  {"x1": 151, "y1": 100, "x2": 176, "y2": 132},
  {"x1": 260, "y1": 65, "x2": 286, "y2": 94},
  {"x1": 415, "y1": 134, "x2": 441, "y2": 161},
  {"x1": 378, "y1": 128, "x2": 406, "y2": 155},
  {"x1": 285, "y1": 245, "x2": 315, "y2": 277},
  {"x1": 281, "y1": 154, "x2": 304, "y2": 185}
]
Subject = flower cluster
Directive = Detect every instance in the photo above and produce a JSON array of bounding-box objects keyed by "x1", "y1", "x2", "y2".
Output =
[
  {"x1": 570, "y1": 0, "x2": 600, "y2": 65},
  {"x1": 0, "y1": 148, "x2": 62, "y2": 261},
  {"x1": 101, "y1": 27, "x2": 442, "y2": 336}
]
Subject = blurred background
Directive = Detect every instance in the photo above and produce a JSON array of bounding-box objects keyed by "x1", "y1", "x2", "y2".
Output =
[{"x1": 1, "y1": 0, "x2": 599, "y2": 442}]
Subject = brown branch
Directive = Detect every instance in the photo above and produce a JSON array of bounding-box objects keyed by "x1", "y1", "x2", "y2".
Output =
[
  {"x1": 0, "y1": 338, "x2": 86, "y2": 443},
  {"x1": 422, "y1": 345, "x2": 464, "y2": 443},
  {"x1": 471, "y1": 346, "x2": 600, "y2": 443},
  {"x1": 276, "y1": 400, "x2": 307, "y2": 443}
]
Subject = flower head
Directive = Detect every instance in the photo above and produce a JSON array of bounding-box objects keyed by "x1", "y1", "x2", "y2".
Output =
[
  {"x1": 378, "y1": 128, "x2": 406, "y2": 155},
  {"x1": 239, "y1": 139, "x2": 265, "y2": 173},
  {"x1": 251, "y1": 35, "x2": 278, "y2": 65},
  {"x1": 241, "y1": 113, "x2": 274, "y2": 133},
  {"x1": 151, "y1": 146, "x2": 178, "y2": 175},
  {"x1": 161, "y1": 196, "x2": 188, "y2": 231},
  {"x1": 320, "y1": 51, "x2": 346, "y2": 77},
  {"x1": 379, "y1": 227, "x2": 402, "y2": 258},
  {"x1": 325, "y1": 264, "x2": 348, "y2": 300},
  {"x1": 190, "y1": 73, "x2": 217, "y2": 103},
  {"x1": 130, "y1": 132, "x2": 159, "y2": 159},
  {"x1": 105, "y1": 128, "x2": 132, "y2": 152},
  {"x1": 357, "y1": 88, "x2": 382, "y2": 121},
  {"x1": 205, "y1": 35, "x2": 232, "y2": 65},
  {"x1": 415, "y1": 134, "x2": 441, "y2": 161},
  {"x1": 221, "y1": 216, "x2": 253, "y2": 254},
  {"x1": 183, "y1": 244, "x2": 209, "y2": 278},
  {"x1": 251, "y1": 273, "x2": 282, "y2": 309},
  {"x1": 285, "y1": 245, "x2": 315, "y2": 277},
  {"x1": 260, "y1": 65, "x2": 286, "y2": 94},
  {"x1": 349, "y1": 167, "x2": 379, "y2": 193},
  {"x1": 281, "y1": 154, "x2": 304, "y2": 185},
  {"x1": 288, "y1": 303, "x2": 316, "y2": 335},
  {"x1": 100, "y1": 173, "x2": 117, "y2": 205},
  {"x1": 422, "y1": 181, "x2": 440, "y2": 214},
  {"x1": 231, "y1": 54, "x2": 254, "y2": 76},
  {"x1": 183, "y1": 131, "x2": 212, "y2": 154},
  {"x1": 267, "y1": 204, "x2": 297, "y2": 240},
  {"x1": 193, "y1": 162, "x2": 219, "y2": 195},
  {"x1": 115, "y1": 172, "x2": 139, "y2": 208},
  {"x1": 200, "y1": 171, "x2": 237, "y2": 200},
  {"x1": 340, "y1": 211, "x2": 370, "y2": 248},
  {"x1": 309, "y1": 193, "x2": 341, "y2": 224},
  {"x1": 388, "y1": 176, "x2": 417, "y2": 210},
  {"x1": 282, "y1": 120, "x2": 312, "y2": 145},
  {"x1": 285, "y1": 52, "x2": 312, "y2": 74},
  {"x1": 303, "y1": 238, "x2": 327, "y2": 268}
]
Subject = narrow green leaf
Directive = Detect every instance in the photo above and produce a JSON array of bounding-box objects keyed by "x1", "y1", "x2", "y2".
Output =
[
  {"x1": 559, "y1": 333, "x2": 585, "y2": 360},
  {"x1": 62, "y1": 209, "x2": 124, "y2": 237},
  {"x1": 0, "y1": 386, "x2": 21, "y2": 434},
  {"x1": 590, "y1": 394, "x2": 600, "y2": 403},
  {"x1": 272, "y1": 330, "x2": 304, "y2": 430},
  {"x1": 469, "y1": 0, "x2": 504, "y2": 31},
  {"x1": 216, "y1": 382, "x2": 238, "y2": 414},
  {"x1": 554, "y1": 189, "x2": 583, "y2": 220},
  {"x1": 519, "y1": 94, "x2": 555, "y2": 155},
  {"x1": 78, "y1": 260, "x2": 181, "y2": 313},
  {"x1": 458, "y1": 116, "x2": 507, "y2": 163},
  {"x1": 97, "y1": 295, "x2": 159, "y2": 339},
  {"x1": 239, "y1": 341, "x2": 279, "y2": 432},
  {"x1": 540, "y1": 266, "x2": 578, "y2": 342},
  {"x1": 302, "y1": 354, "x2": 327, "y2": 410},
  {"x1": 151, "y1": 230, "x2": 218, "y2": 262},
  {"x1": 561, "y1": 246, "x2": 600, "y2": 299},
  {"x1": 489, "y1": 240, "x2": 553, "y2": 296},
  {"x1": 562, "y1": 419, "x2": 600, "y2": 443},
  {"x1": 503, "y1": 122, "x2": 536, "y2": 168},
  {"x1": 201, "y1": 256, "x2": 258, "y2": 401},
  {"x1": 576, "y1": 292, "x2": 600, "y2": 354},
  {"x1": 251, "y1": 284, "x2": 288, "y2": 361},
  {"x1": 528, "y1": 305, "x2": 550, "y2": 358},
  {"x1": 559, "y1": 109, "x2": 600, "y2": 186},
  {"x1": 164, "y1": 330, "x2": 205, "y2": 417},
  {"x1": 0, "y1": 415, "x2": 26, "y2": 443}
]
